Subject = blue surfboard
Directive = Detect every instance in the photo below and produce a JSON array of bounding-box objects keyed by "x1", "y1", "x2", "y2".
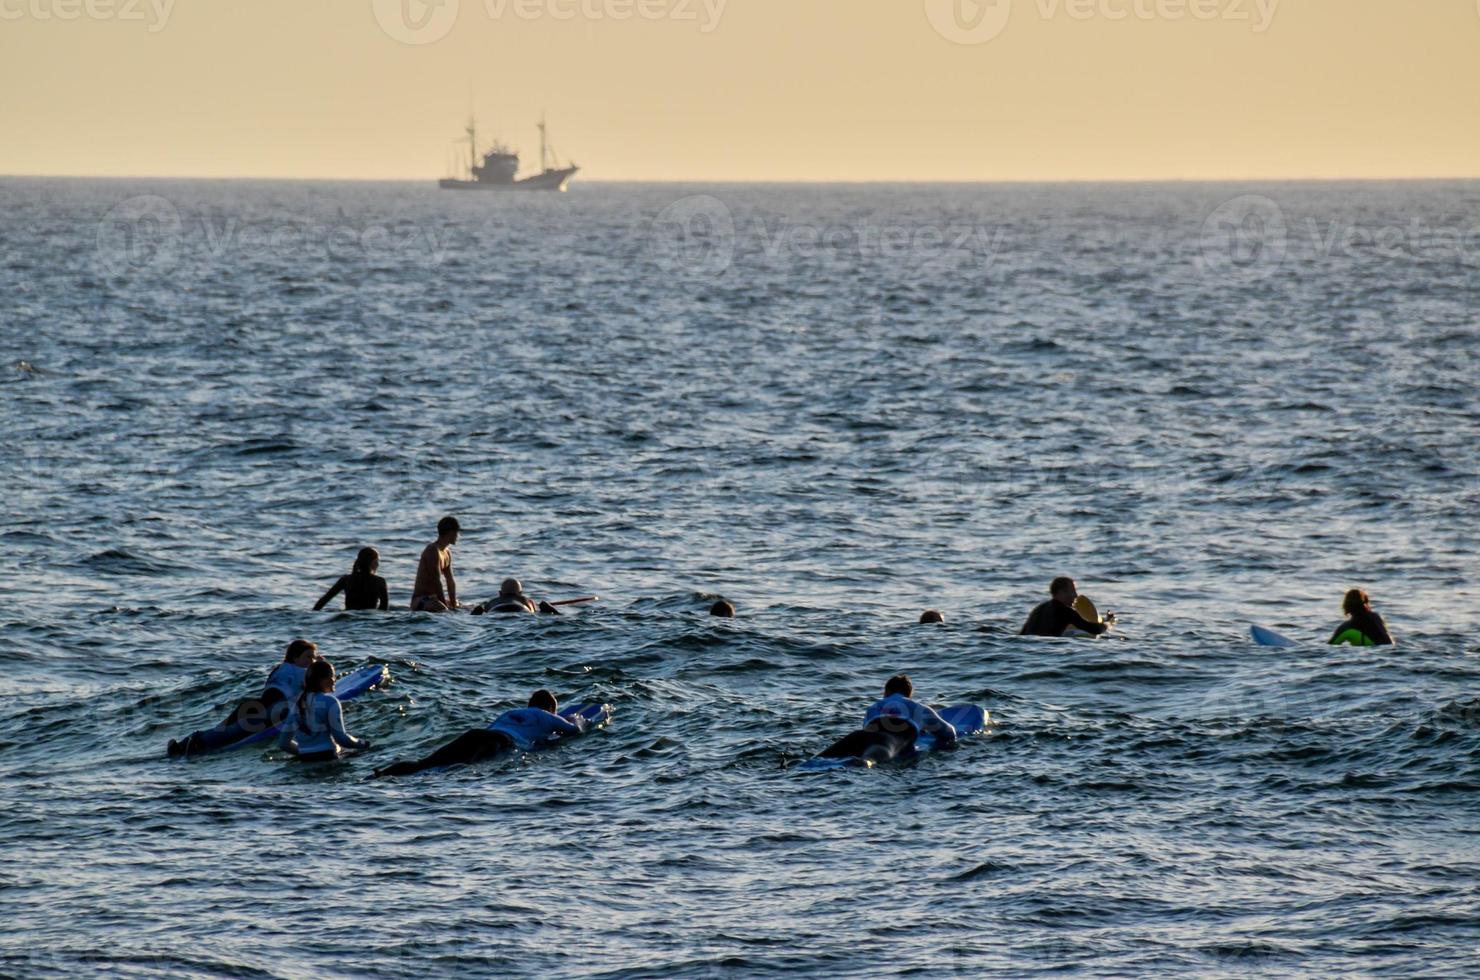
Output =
[
  {"x1": 1250, "y1": 625, "x2": 1299, "y2": 648},
  {"x1": 175, "y1": 663, "x2": 391, "y2": 757},
  {"x1": 798, "y1": 703, "x2": 989, "y2": 771}
]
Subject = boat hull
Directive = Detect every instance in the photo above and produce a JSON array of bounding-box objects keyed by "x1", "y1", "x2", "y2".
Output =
[{"x1": 439, "y1": 166, "x2": 578, "y2": 192}]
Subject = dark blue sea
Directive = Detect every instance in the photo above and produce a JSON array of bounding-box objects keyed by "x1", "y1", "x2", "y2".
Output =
[{"x1": 2, "y1": 178, "x2": 1478, "y2": 977}]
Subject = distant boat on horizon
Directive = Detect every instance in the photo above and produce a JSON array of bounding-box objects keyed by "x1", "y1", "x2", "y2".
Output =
[{"x1": 438, "y1": 114, "x2": 578, "y2": 192}]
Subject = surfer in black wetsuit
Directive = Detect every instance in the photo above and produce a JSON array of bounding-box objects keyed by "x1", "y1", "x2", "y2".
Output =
[
  {"x1": 373, "y1": 689, "x2": 591, "y2": 778},
  {"x1": 1020, "y1": 577, "x2": 1114, "y2": 637},
  {"x1": 816, "y1": 674, "x2": 956, "y2": 764},
  {"x1": 1329, "y1": 588, "x2": 1393, "y2": 646},
  {"x1": 314, "y1": 547, "x2": 389, "y2": 611},
  {"x1": 471, "y1": 578, "x2": 559, "y2": 616}
]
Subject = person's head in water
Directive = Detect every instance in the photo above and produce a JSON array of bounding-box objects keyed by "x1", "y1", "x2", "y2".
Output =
[
  {"x1": 501, "y1": 578, "x2": 523, "y2": 598},
  {"x1": 710, "y1": 600, "x2": 735, "y2": 618},
  {"x1": 883, "y1": 674, "x2": 913, "y2": 698},
  {"x1": 352, "y1": 547, "x2": 380, "y2": 577},
  {"x1": 1343, "y1": 588, "x2": 1372, "y2": 617},
  {"x1": 437, "y1": 516, "x2": 460, "y2": 543},
  {"x1": 919, "y1": 609, "x2": 944, "y2": 624},
  {"x1": 1050, "y1": 577, "x2": 1078, "y2": 604},
  {"x1": 528, "y1": 689, "x2": 558, "y2": 713},
  {"x1": 284, "y1": 639, "x2": 318, "y2": 667}
]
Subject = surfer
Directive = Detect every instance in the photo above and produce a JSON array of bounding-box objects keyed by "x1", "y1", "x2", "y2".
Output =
[
  {"x1": 470, "y1": 578, "x2": 559, "y2": 615},
  {"x1": 373, "y1": 690, "x2": 590, "y2": 777},
  {"x1": 168, "y1": 640, "x2": 319, "y2": 756},
  {"x1": 1330, "y1": 589, "x2": 1394, "y2": 646},
  {"x1": 816, "y1": 674, "x2": 957, "y2": 764},
  {"x1": 710, "y1": 600, "x2": 736, "y2": 618},
  {"x1": 919, "y1": 609, "x2": 945, "y2": 624},
  {"x1": 277, "y1": 659, "x2": 370, "y2": 761},
  {"x1": 410, "y1": 516, "x2": 460, "y2": 612},
  {"x1": 1020, "y1": 577, "x2": 1115, "y2": 637},
  {"x1": 313, "y1": 547, "x2": 389, "y2": 611}
]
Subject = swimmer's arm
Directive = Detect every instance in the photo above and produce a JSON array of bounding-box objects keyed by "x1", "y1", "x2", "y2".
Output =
[
  {"x1": 548, "y1": 713, "x2": 585, "y2": 737},
  {"x1": 376, "y1": 577, "x2": 389, "y2": 611},
  {"x1": 1067, "y1": 608, "x2": 1109, "y2": 635},
  {"x1": 442, "y1": 556, "x2": 458, "y2": 608},
  {"x1": 313, "y1": 577, "x2": 346, "y2": 611},
  {"x1": 276, "y1": 710, "x2": 299, "y2": 751},
  {"x1": 327, "y1": 698, "x2": 365, "y2": 750},
  {"x1": 921, "y1": 706, "x2": 957, "y2": 746}
]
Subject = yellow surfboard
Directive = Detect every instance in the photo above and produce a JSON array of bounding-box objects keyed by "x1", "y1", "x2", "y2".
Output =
[{"x1": 1065, "y1": 595, "x2": 1103, "y2": 638}]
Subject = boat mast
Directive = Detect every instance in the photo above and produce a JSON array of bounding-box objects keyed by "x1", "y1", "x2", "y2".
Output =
[
  {"x1": 466, "y1": 117, "x2": 478, "y2": 178},
  {"x1": 539, "y1": 113, "x2": 549, "y2": 173}
]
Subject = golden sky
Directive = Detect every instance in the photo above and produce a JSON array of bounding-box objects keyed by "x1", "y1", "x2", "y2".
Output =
[{"x1": 2, "y1": 0, "x2": 1477, "y2": 180}]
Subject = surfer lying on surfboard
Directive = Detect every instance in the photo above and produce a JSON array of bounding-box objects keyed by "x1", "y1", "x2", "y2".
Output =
[
  {"x1": 168, "y1": 639, "x2": 320, "y2": 756},
  {"x1": 1020, "y1": 577, "x2": 1116, "y2": 637},
  {"x1": 814, "y1": 674, "x2": 957, "y2": 765},
  {"x1": 372, "y1": 689, "x2": 606, "y2": 777}
]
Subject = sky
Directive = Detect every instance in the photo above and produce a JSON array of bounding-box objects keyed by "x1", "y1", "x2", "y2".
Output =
[{"x1": 2, "y1": 0, "x2": 1478, "y2": 181}]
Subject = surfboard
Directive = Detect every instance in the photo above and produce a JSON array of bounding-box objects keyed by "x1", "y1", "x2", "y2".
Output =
[
  {"x1": 1064, "y1": 595, "x2": 1104, "y2": 638},
  {"x1": 798, "y1": 704, "x2": 990, "y2": 772},
  {"x1": 176, "y1": 664, "x2": 391, "y2": 757},
  {"x1": 1250, "y1": 625, "x2": 1299, "y2": 648}
]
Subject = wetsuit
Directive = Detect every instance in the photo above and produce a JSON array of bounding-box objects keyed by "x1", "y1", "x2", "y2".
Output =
[
  {"x1": 1330, "y1": 609, "x2": 1392, "y2": 646},
  {"x1": 818, "y1": 694, "x2": 957, "y2": 763},
  {"x1": 278, "y1": 691, "x2": 365, "y2": 761},
  {"x1": 481, "y1": 593, "x2": 534, "y2": 614},
  {"x1": 314, "y1": 573, "x2": 389, "y2": 611},
  {"x1": 374, "y1": 707, "x2": 587, "y2": 777},
  {"x1": 171, "y1": 662, "x2": 307, "y2": 756},
  {"x1": 1020, "y1": 599, "x2": 1107, "y2": 637}
]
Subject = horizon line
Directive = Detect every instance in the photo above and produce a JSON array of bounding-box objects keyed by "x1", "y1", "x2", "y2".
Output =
[{"x1": 6, "y1": 173, "x2": 1480, "y2": 186}]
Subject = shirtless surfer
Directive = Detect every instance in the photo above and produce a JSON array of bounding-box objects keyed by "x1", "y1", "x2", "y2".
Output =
[{"x1": 410, "y1": 516, "x2": 461, "y2": 612}]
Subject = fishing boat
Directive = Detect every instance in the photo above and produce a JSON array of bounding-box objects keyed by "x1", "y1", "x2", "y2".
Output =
[{"x1": 438, "y1": 114, "x2": 578, "y2": 192}]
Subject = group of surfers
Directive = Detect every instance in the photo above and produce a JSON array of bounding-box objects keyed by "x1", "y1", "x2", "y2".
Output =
[
  {"x1": 312, "y1": 515, "x2": 1395, "y2": 647},
  {"x1": 170, "y1": 515, "x2": 1395, "y2": 767},
  {"x1": 168, "y1": 635, "x2": 957, "y2": 775}
]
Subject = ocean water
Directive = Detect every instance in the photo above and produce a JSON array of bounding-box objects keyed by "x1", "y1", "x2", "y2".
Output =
[{"x1": 1, "y1": 178, "x2": 1478, "y2": 977}]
